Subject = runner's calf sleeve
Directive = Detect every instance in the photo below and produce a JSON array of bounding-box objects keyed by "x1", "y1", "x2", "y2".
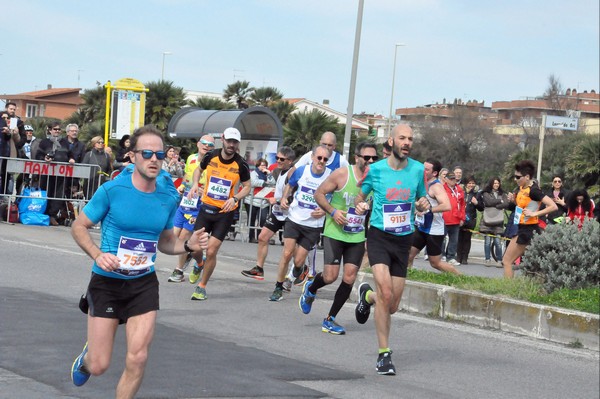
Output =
[
  {"x1": 328, "y1": 281, "x2": 353, "y2": 318},
  {"x1": 309, "y1": 272, "x2": 326, "y2": 294}
]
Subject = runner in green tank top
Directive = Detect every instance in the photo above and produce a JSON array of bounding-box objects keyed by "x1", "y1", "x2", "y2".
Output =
[
  {"x1": 298, "y1": 142, "x2": 379, "y2": 335},
  {"x1": 322, "y1": 157, "x2": 367, "y2": 243}
]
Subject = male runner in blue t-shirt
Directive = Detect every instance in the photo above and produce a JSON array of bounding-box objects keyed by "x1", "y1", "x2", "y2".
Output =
[
  {"x1": 69, "y1": 126, "x2": 209, "y2": 397},
  {"x1": 353, "y1": 124, "x2": 430, "y2": 376}
]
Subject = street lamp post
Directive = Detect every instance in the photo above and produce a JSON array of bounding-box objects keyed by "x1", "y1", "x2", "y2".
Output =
[
  {"x1": 387, "y1": 43, "x2": 406, "y2": 136},
  {"x1": 161, "y1": 51, "x2": 172, "y2": 80}
]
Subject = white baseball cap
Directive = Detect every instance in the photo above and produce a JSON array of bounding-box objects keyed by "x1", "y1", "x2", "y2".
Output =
[{"x1": 223, "y1": 127, "x2": 241, "y2": 142}]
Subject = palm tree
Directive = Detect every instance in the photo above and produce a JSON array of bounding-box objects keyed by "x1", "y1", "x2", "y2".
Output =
[
  {"x1": 144, "y1": 80, "x2": 187, "y2": 132},
  {"x1": 283, "y1": 109, "x2": 341, "y2": 155},
  {"x1": 65, "y1": 109, "x2": 87, "y2": 127},
  {"x1": 189, "y1": 96, "x2": 235, "y2": 110},
  {"x1": 78, "y1": 85, "x2": 106, "y2": 125},
  {"x1": 223, "y1": 80, "x2": 254, "y2": 109},
  {"x1": 270, "y1": 100, "x2": 296, "y2": 125},
  {"x1": 249, "y1": 86, "x2": 283, "y2": 107},
  {"x1": 80, "y1": 120, "x2": 104, "y2": 148}
]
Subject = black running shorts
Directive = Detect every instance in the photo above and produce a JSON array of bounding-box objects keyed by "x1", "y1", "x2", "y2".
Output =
[
  {"x1": 516, "y1": 224, "x2": 540, "y2": 246},
  {"x1": 367, "y1": 227, "x2": 413, "y2": 278},
  {"x1": 86, "y1": 272, "x2": 159, "y2": 324},
  {"x1": 263, "y1": 211, "x2": 286, "y2": 234},
  {"x1": 283, "y1": 219, "x2": 322, "y2": 251},
  {"x1": 411, "y1": 229, "x2": 444, "y2": 257},
  {"x1": 323, "y1": 236, "x2": 365, "y2": 267},
  {"x1": 193, "y1": 205, "x2": 236, "y2": 242}
]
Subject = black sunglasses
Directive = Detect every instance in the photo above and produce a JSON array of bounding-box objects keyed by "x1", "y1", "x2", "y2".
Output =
[
  {"x1": 358, "y1": 155, "x2": 379, "y2": 162},
  {"x1": 135, "y1": 150, "x2": 166, "y2": 160},
  {"x1": 513, "y1": 174, "x2": 523, "y2": 180},
  {"x1": 276, "y1": 156, "x2": 287, "y2": 161},
  {"x1": 316, "y1": 156, "x2": 329, "y2": 162}
]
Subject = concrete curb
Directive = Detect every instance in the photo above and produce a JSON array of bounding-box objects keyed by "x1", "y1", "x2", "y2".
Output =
[{"x1": 354, "y1": 272, "x2": 600, "y2": 351}]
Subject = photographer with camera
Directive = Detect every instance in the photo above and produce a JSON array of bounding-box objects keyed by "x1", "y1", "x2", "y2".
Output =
[
  {"x1": 35, "y1": 122, "x2": 74, "y2": 225},
  {"x1": 1, "y1": 102, "x2": 26, "y2": 196}
]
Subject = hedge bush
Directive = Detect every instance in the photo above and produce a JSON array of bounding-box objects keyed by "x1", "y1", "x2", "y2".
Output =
[{"x1": 522, "y1": 219, "x2": 600, "y2": 292}]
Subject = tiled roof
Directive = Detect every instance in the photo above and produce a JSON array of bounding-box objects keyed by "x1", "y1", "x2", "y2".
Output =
[{"x1": 15, "y1": 88, "x2": 80, "y2": 98}]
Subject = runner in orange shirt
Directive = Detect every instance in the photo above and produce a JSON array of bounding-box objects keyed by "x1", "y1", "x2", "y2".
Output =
[{"x1": 187, "y1": 127, "x2": 251, "y2": 300}]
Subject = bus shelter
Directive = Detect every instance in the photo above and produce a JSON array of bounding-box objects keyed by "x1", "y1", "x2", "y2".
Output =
[{"x1": 167, "y1": 106, "x2": 283, "y2": 167}]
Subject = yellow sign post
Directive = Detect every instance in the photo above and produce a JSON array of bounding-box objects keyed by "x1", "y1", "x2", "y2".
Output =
[{"x1": 103, "y1": 78, "x2": 149, "y2": 143}]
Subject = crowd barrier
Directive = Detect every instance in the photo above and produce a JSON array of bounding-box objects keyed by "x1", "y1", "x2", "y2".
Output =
[
  {"x1": 2, "y1": 157, "x2": 281, "y2": 239},
  {"x1": 237, "y1": 194, "x2": 273, "y2": 243},
  {"x1": 0, "y1": 156, "x2": 102, "y2": 225}
]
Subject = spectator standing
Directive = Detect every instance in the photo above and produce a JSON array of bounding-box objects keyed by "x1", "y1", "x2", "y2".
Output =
[
  {"x1": 566, "y1": 188, "x2": 595, "y2": 229},
  {"x1": 35, "y1": 122, "x2": 74, "y2": 225},
  {"x1": 82, "y1": 136, "x2": 112, "y2": 198},
  {"x1": 0, "y1": 102, "x2": 26, "y2": 195},
  {"x1": 162, "y1": 145, "x2": 184, "y2": 179},
  {"x1": 14, "y1": 125, "x2": 37, "y2": 194},
  {"x1": 244, "y1": 158, "x2": 275, "y2": 243},
  {"x1": 457, "y1": 176, "x2": 478, "y2": 265},
  {"x1": 453, "y1": 166, "x2": 463, "y2": 188},
  {"x1": 61, "y1": 124, "x2": 85, "y2": 163},
  {"x1": 479, "y1": 177, "x2": 510, "y2": 266},
  {"x1": 22, "y1": 125, "x2": 37, "y2": 159},
  {"x1": 114, "y1": 134, "x2": 134, "y2": 171},
  {"x1": 542, "y1": 175, "x2": 568, "y2": 224},
  {"x1": 61, "y1": 123, "x2": 86, "y2": 197},
  {"x1": 442, "y1": 172, "x2": 465, "y2": 266},
  {"x1": 439, "y1": 168, "x2": 448, "y2": 182}
]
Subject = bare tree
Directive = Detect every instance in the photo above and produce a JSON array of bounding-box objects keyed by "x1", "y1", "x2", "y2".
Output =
[
  {"x1": 544, "y1": 74, "x2": 564, "y2": 112},
  {"x1": 412, "y1": 106, "x2": 518, "y2": 183}
]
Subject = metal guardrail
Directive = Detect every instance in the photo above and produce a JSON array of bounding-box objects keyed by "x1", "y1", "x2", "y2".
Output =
[
  {"x1": 1, "y1": 156, "x2": 103, "y2": 225},
  {"x1": 2, "y1": 157, "x2": 281, "y2": 236},
  {"x1": 238, "y1": 195, "x2": 273, "y2": 243}
]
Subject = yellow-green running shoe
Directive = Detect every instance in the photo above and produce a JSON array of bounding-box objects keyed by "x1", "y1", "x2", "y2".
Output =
[
  {"x1": 189, "y1": 262, "x2": 204, "y2": 284},
  {"x1": 191, "y1": 286, "x2": 207, "y2": 300}
]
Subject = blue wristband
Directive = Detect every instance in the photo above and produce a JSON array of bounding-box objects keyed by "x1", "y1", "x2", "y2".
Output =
[{"x1": 330, "y1": 209, "x2": 337, "y2": 218}]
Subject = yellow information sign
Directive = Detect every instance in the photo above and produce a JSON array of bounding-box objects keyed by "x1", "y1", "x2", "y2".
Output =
[{"x1": 104, "y1": 78, "x2": 149, "y2": 143}]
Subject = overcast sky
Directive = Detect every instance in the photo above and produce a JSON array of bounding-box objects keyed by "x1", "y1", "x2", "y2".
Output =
[{"x1": 3, "y1": 0, "x2": 599, "y2": 116}]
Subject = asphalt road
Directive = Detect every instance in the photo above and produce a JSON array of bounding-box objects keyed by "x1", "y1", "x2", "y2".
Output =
[{"x1": 1, "y1": 223, "x2": 598, "y2": 399}]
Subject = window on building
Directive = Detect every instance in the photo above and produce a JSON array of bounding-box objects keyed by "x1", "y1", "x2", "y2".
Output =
[{"x1": 26, "y1": 104, "x2": 38, "y2": 118}]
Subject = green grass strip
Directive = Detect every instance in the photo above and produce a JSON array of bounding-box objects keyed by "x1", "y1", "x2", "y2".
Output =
[{"x1": 398, "y1": 268, "x2": 599, "y2": 314}]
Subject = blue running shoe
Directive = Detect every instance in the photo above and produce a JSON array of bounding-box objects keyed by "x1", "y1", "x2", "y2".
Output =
[
  {"x1": 299, "y1": 279, "x2": 316, "y2": 314},
  {"x1": 322, "y1": 316, "x2": 346, "y2": 335},
  {"x1": 71, "y1": 342, "x2": 90, "y2": 386}
]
